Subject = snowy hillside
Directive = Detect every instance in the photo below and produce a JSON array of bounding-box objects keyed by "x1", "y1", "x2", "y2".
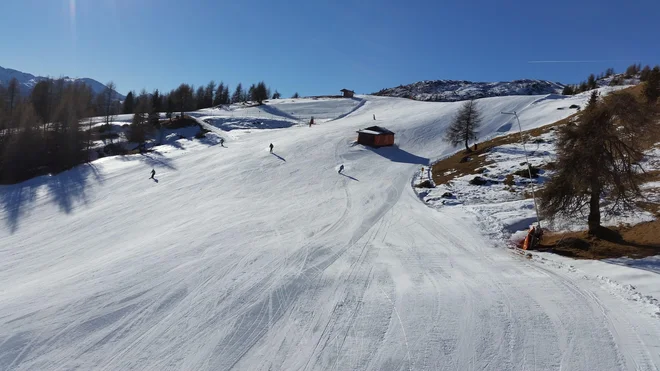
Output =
[
  {"x1": 1, "y1": 91, "x2": 659, "y2": 370},
  {"x1": 374, "y1": 79, "x2": 564, "y2": 101},
  {"x1": 0, "y1": 66, "x2": 125, "y2": 100}
]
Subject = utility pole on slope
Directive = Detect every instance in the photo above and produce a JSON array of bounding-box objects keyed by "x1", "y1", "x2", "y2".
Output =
[{"x1": 501, "y1": 111, "x2": 542, "y2": 228}]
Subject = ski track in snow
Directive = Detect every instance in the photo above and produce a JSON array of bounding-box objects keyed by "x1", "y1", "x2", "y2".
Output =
[{"x1": 1, "y1": 92, "x2": 659, "y2": 370}]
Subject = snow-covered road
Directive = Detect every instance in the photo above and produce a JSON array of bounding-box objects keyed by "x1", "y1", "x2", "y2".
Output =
[{"x1": 1, "y1": 93, "x2": 659, "y2": 370}]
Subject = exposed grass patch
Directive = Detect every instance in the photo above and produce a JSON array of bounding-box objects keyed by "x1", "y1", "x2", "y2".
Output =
[
  {"x1": 469, "y1": 176, "x2": 489, "y2": 186},
  {"x1": 504, "y1": 174, "x2": 515, "y2": 187},
  {"x1": 513, "y1": 166, "x2": 541, "y2": 179},
  {"x1": 533, "y1": 221, "x2": 660, "y2": 259},
  {"x1": 432, "y1": 109, "x2": 581, "y2": 186}
]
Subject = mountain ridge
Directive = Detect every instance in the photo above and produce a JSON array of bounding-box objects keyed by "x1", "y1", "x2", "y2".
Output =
[
  {"x1": 0, "y1": 66, "x2": 125, "y2": 100},
  {"x1": 374, "y1": 79, "x2": 565, "y2": 102}
]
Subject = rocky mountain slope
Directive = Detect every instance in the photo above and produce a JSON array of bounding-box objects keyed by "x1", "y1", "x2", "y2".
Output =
[{"x1": 374, "y1": 79, "x2": 564, "y2": 101}]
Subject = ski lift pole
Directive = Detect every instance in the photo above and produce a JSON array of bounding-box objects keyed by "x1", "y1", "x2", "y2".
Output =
[{"x1": 501, "y1": 111, "x2": 542, "y2": 229}]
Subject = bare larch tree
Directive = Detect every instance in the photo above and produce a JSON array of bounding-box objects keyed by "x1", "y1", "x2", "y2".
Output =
[
  {"x1": 445, "y1": 99, "x2": 482, "y2": 152},
  {"x1": 540, "y1": 91, "x2": 656, "y2": 235}
]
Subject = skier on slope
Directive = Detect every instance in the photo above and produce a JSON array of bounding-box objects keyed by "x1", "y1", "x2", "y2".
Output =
[
  {"x1": 338, "y1": 164, "x2": 344, "y2": 174},
  {"x1": 149, "y1": 169, "x2": 156, "y2": 179},
  {"x1": 220, "y1": 138, "x2": 225, "y2": 147},
  {"x1": 269, "y1": 143, "x2": 274, "y2": 153}
]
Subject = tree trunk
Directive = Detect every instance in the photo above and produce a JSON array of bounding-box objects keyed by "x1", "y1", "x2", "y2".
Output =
[
  {"x1": 464, "y1": 130, "x2": 470, "y2": 151},
  {"x1": 587, "y1": 180, "x2": 601, "y2": 235}
]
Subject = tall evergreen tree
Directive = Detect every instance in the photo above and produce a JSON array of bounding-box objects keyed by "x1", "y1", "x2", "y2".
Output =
[
  {"x1": 30, "y1": 79, "x2": 53, "y2": 124},
  {"x1": 247, "y1": 84, "x2": 256, "y2": 102},
  {"x1": 6, "y1": 78, "x2": 20, "y2": 118},
  {"x1": 625, "y1": 63, "x2": 641, "y2": 77},
  {"x1": 204, "y1": 81, "x2": 215, "y2": 108},
  {"x1": 643, "y1": 66, "x2": 660, "y2": 104},
  {"x1": 272, "y1": 90, "x2": 281, "y2": 99},
  {"x1": 129, "y1": 90, "x2": 151, "y2": 145},
  {"x1": 214, "y1": 82, "x2": 225, "y2": 106},
  {"x1": 195, "y1": 86, "x2": 205, "y2": 110},
  {"x1": 151, "y1": 89, "x2": 161, "y2": 112},
  {"x1": 253, "y1": 81, "x2": 269, "y2": 104},
  {"x1": 578, "y1": 82, "x2": 588, "y2": 93},
  {"x1": 231, "y1": 83, "x2": 244, "y2": 104},
  {"x1": 222, "y1": 85, "x2": 230, "y2": 104},
  {"x1": 123, "y1": 91, "x2": 135, "y2": 114},
  {"x1": 585, "y1": 91, "x2": 599, "y2": 111},
  {"x1": 174, "y1": 84, "x2": 194, "y2": 118},
  {"x1": 129, "y1": 111, "x2": 148, "y2": 144},
  {"x1": 640, "y1": 65, "x2": 653, "y2": 82},
  {"x1": 561, "y1": 85, "x2": 575, "y2": 96},
  {"x1": 587, "y1": 74, "x2": 597, "y2": 90},
  {"x1": 166, "y1": 95, "x2": 175, "y2": 119}
]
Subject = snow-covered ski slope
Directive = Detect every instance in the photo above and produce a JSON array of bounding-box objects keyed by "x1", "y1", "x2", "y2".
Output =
[{"x1": 2, "y1": 89, "x2": 659, "y2": 371}]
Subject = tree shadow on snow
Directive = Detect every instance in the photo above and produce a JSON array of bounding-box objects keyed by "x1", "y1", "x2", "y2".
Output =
[
  {"x1": 1, "y1": 163, "x2": 105, "y2": 234},
  {"x1": 198, "y1": 134, "x2": 222, "y2": 146},
  {"x1": 340, "y1": 173, "x2": 359, "y2": 181},
  {"x1": 118, "y1": 152, "x2": 178, "y2": 171},
  {"x1": 367, "y1": 145, "x2": 429, "y2": 165},
  {"x1": 489, "y1": 146, "x2": 534, "y2": 157},
  {"x1": 496, "y1": 122, "x2": 513, "y2": 133},
  {"x1": 602, "y1": 257, "x2": 660, "y2": 275},
  {"x1": 203, "y1": 117, "x2": 296, "y2": 131},
  {"x1": 257, "y1": 104, "x2": 300, "y2": 121}
]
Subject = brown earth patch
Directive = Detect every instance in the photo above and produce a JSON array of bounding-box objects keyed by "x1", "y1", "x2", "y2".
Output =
[{"x1": 531, "y1": 221, "x2": 660, "y2": 259}]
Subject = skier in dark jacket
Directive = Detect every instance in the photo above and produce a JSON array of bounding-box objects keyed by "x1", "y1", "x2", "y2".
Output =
[
  {"x1": 338, "y1": 164, "x2": 344, "y2": 174},
  {"x1": 220, "y1": 138, "x2": 225, "y2": 147},
  {"x1": 269, "y1": 143, "x2": 274, "y2": 153},
  {"x1": 150, "y1": 169, "x2": 156, "y2": 179}
]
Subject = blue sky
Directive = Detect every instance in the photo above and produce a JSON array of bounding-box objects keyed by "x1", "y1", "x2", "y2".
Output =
[{"x1": 1, "y1": 0, "x2": 659, "y2": 97}]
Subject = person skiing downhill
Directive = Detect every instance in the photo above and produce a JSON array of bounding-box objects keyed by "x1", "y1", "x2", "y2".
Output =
[
  {"x1": 149, "y1": 169, "x2": 156, "y2": 179},
  {"x1": 338, "y1": 164, "x2": 344, "y2": 174},
  {"x1": 269, "y1": 143, "x2": 274, "y2": 153},
  {"x1": 220, "y1": 138, "x2": 224, "y2": 147}
]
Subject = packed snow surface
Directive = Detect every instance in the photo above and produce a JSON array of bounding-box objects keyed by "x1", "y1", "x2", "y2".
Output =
[{"x1": 1, "y1": 91, "x2": 659, "y2": 370}]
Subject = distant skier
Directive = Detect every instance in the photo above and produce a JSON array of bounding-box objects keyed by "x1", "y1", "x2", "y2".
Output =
[
  {"x1": 149, "y1": 169, "x2": 156, "y2": 179},
  {"x1": 373, "y1": 114, "x2": 376, "y2": 120},
  {"x1": 269, "y1": 143, "x2": 274, "y2": 153},
  {"x1": 309, "y1": 116, "x2": 314, "y2": 127},
  {"x1": 338, "y1": 164, "x2": 344, "y2": 174},
  {"x1": 220, "y1": 138, "x2": 225, "y2": 147}
]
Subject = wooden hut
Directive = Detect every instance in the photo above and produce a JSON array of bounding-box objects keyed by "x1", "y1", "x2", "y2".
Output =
[
  {"x1": 340, "y1": 89, "x2": 355, "y2": 98},
  {"x1": 356, "y1": 126, "x2": 395, "y2": 147}
]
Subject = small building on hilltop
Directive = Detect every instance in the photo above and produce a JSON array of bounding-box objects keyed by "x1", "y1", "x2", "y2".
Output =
[
  {"x1": 340, "y1": 89, "x2": 355, "y2": 98},
  {"x1": 356, "y1": 126, "x2": 395, "y2": 147}
]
